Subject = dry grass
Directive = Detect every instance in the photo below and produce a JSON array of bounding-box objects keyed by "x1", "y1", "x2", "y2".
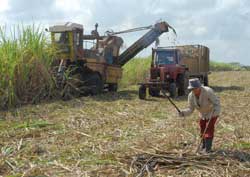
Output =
[{"x1": 0, "y1": 71, "x2": 250, "y2": 177}]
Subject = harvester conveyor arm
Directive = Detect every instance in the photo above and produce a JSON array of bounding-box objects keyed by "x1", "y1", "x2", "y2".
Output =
[{"x1": 117, "y1": 21, "x2": 175, "y2": 66}]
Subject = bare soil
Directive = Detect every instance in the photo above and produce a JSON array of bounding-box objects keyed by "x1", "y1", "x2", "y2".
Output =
[{"x1": 0, "y1": 71, "x2": 250, "y2": 177}]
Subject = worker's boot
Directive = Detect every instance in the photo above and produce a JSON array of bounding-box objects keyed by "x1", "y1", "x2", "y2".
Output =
[
  {"x1": 205, "y1": 138, "x2": 213, "y2": 153},
  {"x1": 202, "y1": 139, "x2": 206, "y2": 150},
  {"x1": 198, "y1": 139, "x2": 206, "y2": 154}
]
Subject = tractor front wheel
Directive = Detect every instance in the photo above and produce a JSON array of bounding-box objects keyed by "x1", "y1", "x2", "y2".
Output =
[
  {"x1": 149, "y1": 88, "x2": 160, "y2": 97},
  {"x1": 139, "y1": 85, "x2": 146, "y2": 100}
]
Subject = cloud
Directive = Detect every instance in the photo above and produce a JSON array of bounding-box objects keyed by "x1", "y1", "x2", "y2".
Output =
[
  {"x1": 0, "y1": 0, "x2": 10, "y2": 12},
  {"x1": 2, "y1": 0, "x2": 66, "y2": 24},
  {"x1": 0, "y1": 0, "x2": 10, "y2": 23}
]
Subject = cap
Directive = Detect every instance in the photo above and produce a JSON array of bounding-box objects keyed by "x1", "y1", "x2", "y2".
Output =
[{"x1": 188, "y1": 78, "x2": 201, "y2": 90}]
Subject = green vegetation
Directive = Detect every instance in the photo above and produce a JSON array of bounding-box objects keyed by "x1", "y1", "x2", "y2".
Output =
[
  {"x1": 120, "y1": 57, "x2": 151, "y2": 87},
  {"x1": 0, "y1": 25, "x2": 56, "y2": 109},
  {"x1": 210, "y1": 61, "x2": 249, "y2": 71}
]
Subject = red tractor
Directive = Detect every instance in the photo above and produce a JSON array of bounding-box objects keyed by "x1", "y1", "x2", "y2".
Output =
[
  {"x1": 138, "y1": 45, "x2": 209, "y2": 99},
  {"x1": 139, "y1": 48, "x2": 188, "y2": 99}
]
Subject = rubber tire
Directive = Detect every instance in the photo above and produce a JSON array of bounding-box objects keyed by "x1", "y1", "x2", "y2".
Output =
[
  {"x1": 177, "y1": 72, "x2": 189, "y2": 96},
  {"x1": 108, "y1": 83, "x2": 118, "y2": 92},
  {"x1": 88, "y1": 73, "x2": 103, "y2": 95},
  {"x1": 204, "y1": 75, "x2": 209, "y2": 86},
  {"x1": 169, "y1": 82, "x2": 177, "y2": 98},
  {"x1": 139, "y1": 85, "x2": 146, "y2": 100},
  {"x1": 149, "y1": 88, "x2": 160, "y2": 97}
]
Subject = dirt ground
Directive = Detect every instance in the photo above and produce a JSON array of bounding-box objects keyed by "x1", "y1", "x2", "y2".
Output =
[{"x1": 0, "y1": 71, "x2": 250, "y2": 177}]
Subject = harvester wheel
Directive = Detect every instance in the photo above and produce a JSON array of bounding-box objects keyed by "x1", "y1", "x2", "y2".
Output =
[
  {"x1": 88, "y1": 73, "x2": 103, "y2": 95},
  {"x1": 62, "y1": 72, "x2": 83, "y2": 100},
  {"x1": 139, "y1": 85, "x2": 146, "y2": 99},
  {"x1": 169, "y1": 82, "x2": 177, "y2": 98}
]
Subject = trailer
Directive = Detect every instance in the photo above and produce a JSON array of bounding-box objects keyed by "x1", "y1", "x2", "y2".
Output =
[{"x1": 173, "y1": 45, "x2": 210, "y2": 85}]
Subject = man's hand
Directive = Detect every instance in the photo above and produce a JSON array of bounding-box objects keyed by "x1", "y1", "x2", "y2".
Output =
[{"x1": 178, "y1": 111, "x2": 184, "y2": 117}]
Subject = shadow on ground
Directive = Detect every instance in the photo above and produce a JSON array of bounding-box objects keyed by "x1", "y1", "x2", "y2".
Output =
[
  {"x1": 211, "y1": 86, "x2": 245, "y2": 92},
  {"x1": 91, "y1": 89, "x2": 138, "y2": 102}
]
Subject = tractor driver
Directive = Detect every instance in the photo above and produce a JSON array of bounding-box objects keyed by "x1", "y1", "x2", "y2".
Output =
[{"x1": 178, "y1": 78, "x2": 221, "y2": 153}]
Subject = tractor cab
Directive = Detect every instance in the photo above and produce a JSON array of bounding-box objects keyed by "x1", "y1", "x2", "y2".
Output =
[
  {"x1": 49, "y1": 22, "x2": 83, "y2": 61},
  {"x1": 150, "y1": 48, "x2": 185, "y2": 84},
  {"x1": 152, "y1": 48, "x2": 181, "y2": 67}
]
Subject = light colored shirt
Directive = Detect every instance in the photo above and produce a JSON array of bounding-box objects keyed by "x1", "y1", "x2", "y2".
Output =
[{"x1": 182, "y1": 86, "x2": 220, "y2": 119}]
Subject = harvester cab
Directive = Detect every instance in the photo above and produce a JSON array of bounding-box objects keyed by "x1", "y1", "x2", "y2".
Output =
[
  {"x1": 49, "y1": 22, "x2": 124, "y2": 65},
  {"x1": 49, "y1": 22, "x2": 84, "y2": 61}
]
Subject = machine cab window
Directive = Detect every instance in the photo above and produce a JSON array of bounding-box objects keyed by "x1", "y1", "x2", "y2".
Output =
[
  {"x1": 54, "y1": 32, "x2": 69, "y2": 44},
  {"x1": 75, "y1": 32, "x2": 80, "y2": 46},
  {"x1": 155, "y1": 50, "x2": 176, "y2": 65},
  {"x1": 74, "y1": 31, "x2": 83, "y2": 48},
  {"x1": 53, "y1": 32, "x2": 70, "y2": 53}
]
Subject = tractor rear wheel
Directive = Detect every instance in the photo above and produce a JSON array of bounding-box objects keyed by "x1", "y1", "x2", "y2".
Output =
[
  {"x1": 108, "y1": 83, "x2": 118, "y2": 92},
  {"x1": 204, "y1": 75, "x2": 209, "y2": 86},
  {"x1": 139, "y1": 85, "x2": 146, "y2": 99},
  {"x1": 169, "y1": 82, "x2": 177, "y2": 98},
  {"x1": 149, "y1": 88, "x2": 160, "y2": 97},
  {"x1": 177, "y1": 72, "x2": 189, "y2": 96}
]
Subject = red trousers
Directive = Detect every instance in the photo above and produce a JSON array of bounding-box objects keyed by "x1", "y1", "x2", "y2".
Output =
[{"x1": 199, "y1": 116, "x2": 218, "y2": 139}]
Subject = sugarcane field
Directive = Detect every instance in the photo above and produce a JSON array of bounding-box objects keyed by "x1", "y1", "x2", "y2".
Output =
[{"x1": 0, "y1": 0, "x2": 250, "y2": 177}]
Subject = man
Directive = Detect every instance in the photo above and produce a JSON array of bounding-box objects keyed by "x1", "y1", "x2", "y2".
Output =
[{"x1": 179, "y1": 78, "x2": 220, "y2": 153}]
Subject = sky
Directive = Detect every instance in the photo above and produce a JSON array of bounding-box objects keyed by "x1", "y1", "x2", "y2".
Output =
[{"x1": 0, "y1": 0, "x2": 249, "y2": 65}]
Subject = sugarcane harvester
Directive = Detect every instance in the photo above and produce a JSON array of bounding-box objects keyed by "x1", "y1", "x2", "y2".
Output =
[{"x1": 48, "y1": 21, "x2": 173, "y2": 99}]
